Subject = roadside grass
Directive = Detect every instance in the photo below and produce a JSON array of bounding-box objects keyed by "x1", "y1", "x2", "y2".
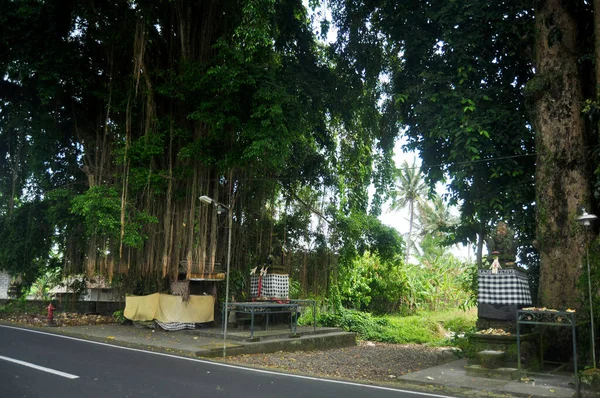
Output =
[{"x1": 316, "y1": 307, "x2": 477, "y2": 346}]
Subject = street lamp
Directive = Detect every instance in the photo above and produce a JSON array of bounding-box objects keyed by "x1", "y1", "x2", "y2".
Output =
[
  {"x1": 199, "y1": 194, "x2": 232, "y2": 358},
  {"x1": 577, "y1": 208, "x2": 598, "y2": 368}
]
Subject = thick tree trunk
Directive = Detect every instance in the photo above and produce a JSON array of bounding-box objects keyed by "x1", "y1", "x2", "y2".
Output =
[
  {"x1": 595, "y1": 0, "x2": 600, "y2": 87},
  {"x1": 533, "y1": 0, "x2": 590, "y2": 309}
]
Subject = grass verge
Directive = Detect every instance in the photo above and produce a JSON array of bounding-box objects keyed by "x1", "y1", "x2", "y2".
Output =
[{"x1": 315, "y1": 308, "x2": 476, "y2": 346}]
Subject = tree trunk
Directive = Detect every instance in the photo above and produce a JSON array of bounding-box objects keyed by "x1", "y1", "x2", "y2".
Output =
[
  {"x1": 595, "y1": 0, "x2": 600, "y2": 88},
  {"x1": 406, "y1": 199, "x2": 414, "y2": 264},
  {"x1": 533, "y1": 0, "x2": 590, "y2": 309},
  {"x1": 476, "y1": 227, "x2": 485, "y2": 269}
]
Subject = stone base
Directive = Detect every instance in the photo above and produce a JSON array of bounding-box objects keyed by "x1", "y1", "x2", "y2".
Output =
[
  {"x1": 476, "y1": 318, "x2": 516, "y2": 333},
  {"x1": 466, "y1": 332, "x2": 539, "y2": 367},
  {"x1": 476, "y1": 350, "x2": 506, "y2": 369},
  {"x1": 580, "y1": 368, "x2": 600, "y2": 397},
  {"x1": 478, "y1": 304, "x2": 522, "y2": 322},
  {"x1": 465, "y1": 364, "x2": 520, "y2": 380}
]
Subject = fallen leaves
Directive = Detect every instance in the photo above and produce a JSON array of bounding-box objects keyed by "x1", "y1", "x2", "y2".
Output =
[
  {"x1": 476, "y1": 328, "x2": 510, "y2": 336},
  {"x1": 522, "y1": 307, "x2": 574, "y2": 313},
  {"x1": 0, "y1": 312, "x2": 118, "y2": 327}
]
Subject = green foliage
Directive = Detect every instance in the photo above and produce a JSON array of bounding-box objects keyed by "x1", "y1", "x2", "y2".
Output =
[
  {"x1": 0, "y1": 0, "x2": 401, "y2": 291},
  {"x1": 402, "y1": 236, "x2": 477, "y2": 312},
  {"x1": 0, "y1": 201, "x2": 56, "y2": 287},
  {"x1": 578, "y1": 235, "x2": 600, "y2": 321},
  {"x1": 228, "y1": 269, "x2": 249, "y2": 302},
  {"x1": 289, "y1": 278, "x2": 301, "y2": 299},
  {"x1": 112, "y1": 310, "x2": 126, "y2": 323},
  {"x1": 28, "y1": 267, "x2": 62, "y2": 300},
  {"x1": 328, "y1": 0, "x2": 537, "y2": 269},
  {"x1": 416, "y1": 193, "x2": 458, "y2": 244},
  {"x1": 319, "y1": 308, "x2": 476, "y2": 345},
  {"x1": 71, "y1": 186, "x2": 157, "y2": 250},
  {"x1": 318, "y1": 309, "x2": 398, "y2": 342},
  {"x1": 335, "y1": 213, "x2": 404, "y2": 267},
  {"x1": 0, "y1": 299, "x2": 48, "y2": 317},
  {"x1": 432, "y1": 310, "x2": 478, "y2": 336},
  {"x1": 71, "y1": 186, "x2": 121, "y2": 238},
  {"x1": 338, "y1": 252, "x2": 405, "y2": 313}
]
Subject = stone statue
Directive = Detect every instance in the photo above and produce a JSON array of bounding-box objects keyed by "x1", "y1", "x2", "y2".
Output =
[
  {"x1": 486, "y1": 221, "x2": 517, "y2": 267},
  {"x1": 490, "y1": 253, "x2": 501, "y2": 274}
]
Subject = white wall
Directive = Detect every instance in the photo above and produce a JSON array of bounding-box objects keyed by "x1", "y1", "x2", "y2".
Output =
[
  {"x1": 0, "y1": 271, "x2": 10, "y2": 299},
  {"x1": 80, "y1": 288, "x2": 122, "y2": 302}
]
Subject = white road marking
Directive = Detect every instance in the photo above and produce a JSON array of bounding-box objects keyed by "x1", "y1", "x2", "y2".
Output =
[
  {"x1": 0, "y1": 324, "x2": 453, "y2": 397},
  {"x1": 0, "y1": 354, "x2": 79, "y2": 379}
]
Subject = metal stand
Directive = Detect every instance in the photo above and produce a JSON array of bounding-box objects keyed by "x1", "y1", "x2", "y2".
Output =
[
  {"x1": 516, "y1": 309, "x2": 581, "y2": 394},
  {"x1": 223, "y1": 302, "x2": 300, "y2": 340}
]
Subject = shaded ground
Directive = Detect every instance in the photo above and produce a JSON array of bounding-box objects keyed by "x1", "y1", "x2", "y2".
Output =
[{"x1": 221, "y1": 340, "x2": 459, "y2": 383}]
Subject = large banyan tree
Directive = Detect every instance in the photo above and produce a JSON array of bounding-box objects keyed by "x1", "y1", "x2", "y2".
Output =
[{"x1": 0, "y1": 0, "x2": 399, "y2": 293}]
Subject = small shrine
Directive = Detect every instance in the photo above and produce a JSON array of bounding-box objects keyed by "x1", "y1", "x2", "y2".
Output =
[
  {"x1": 249, "y1": 266, "x2": 290, "y2": 300},
  {"x1": 467, "y1": 222, "x2": 537, "y2": 379},
  {"x1": 477, "y1": 222, "x2": 532, "y2": 328}
]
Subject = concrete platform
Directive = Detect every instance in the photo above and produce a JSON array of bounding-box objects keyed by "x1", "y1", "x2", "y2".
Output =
[
  {"x1": 54, "y1": 323, "x2": 357, "y2": 358},
  {"x1": 401, "y1": 358, "x2": 577, "y2": 398}
]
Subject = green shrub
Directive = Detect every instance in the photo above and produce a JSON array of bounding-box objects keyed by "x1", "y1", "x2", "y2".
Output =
[
  {"x1": 442, "y1": 314, "x2": 477, "y2": 335},
  {"x1": 318, "y1": 309, "x2": 436, "y2": 344},
  {"x1": 113, "y1": 310, "x2": 126, "y2": 323},
  {"x1": 319, "y1": 308, "x2": 476, "y2": 346},
  {"x1": 338, "y1": 252, "x2": 406, "y2": 313}
]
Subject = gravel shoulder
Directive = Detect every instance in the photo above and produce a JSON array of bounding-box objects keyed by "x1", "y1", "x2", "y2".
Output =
[{"x1": 220, "y1": 340, "x2": 459, "y2": 384}]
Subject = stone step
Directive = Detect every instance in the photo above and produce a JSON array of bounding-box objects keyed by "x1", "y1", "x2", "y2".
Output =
[
  {"x1": 476, "y1": 349, "x2": 506, "y2": 369},
  {"x1": 465, "y1": 364, "x2": 520, "y2": 380},
  {"x1": 196, "y1": 331, "x2": 357, "y2": 358},
  {"x1": 190, "y1": 326, "x2": 344, "y2": 342}
]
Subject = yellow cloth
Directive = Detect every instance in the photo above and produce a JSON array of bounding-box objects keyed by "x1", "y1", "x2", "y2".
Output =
[{"x1": 124, "y1": 293, "x2": 214, "y2": 323}]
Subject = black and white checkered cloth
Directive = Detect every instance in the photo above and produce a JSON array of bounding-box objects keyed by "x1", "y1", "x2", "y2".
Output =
[
  {"x1": 250, "y1": 274, "x2": 289, "y2": 298},
  {"x1": 478, "y1": 269, "x2": 532, "y2": 305},
  {"x1": 154, "y1": 320, "x2": 196, "y2": 331}
]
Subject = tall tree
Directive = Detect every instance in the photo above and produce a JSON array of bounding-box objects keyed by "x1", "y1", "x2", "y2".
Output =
[
  {"x1": 324, "y1": 0, "x2": 600, "y2": 308},
  {"x1": 417, "y1": 193, "x2": 457, "y2": 241},
  {"x1": 530, "y1": 0, "x2": 593, "y2": 308},
  {"x1": 0, "y1": 0, "x2": 398, "y2": 295},
  {"x1": 390, "y1": 159, "x2": 428, "y2": 263}
]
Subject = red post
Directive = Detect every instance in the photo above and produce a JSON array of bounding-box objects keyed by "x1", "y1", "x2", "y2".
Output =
[{"x1": 47, "y1": 303, "x2": 55, "y2": 326}]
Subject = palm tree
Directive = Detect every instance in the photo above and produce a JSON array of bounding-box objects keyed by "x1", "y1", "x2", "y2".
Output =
[
  {"x1": 417, "y1": 193, "x2": 458, "y2": 240},
  {"x1": 390, "y1": 158, "x2": 428, "y2": 263}
]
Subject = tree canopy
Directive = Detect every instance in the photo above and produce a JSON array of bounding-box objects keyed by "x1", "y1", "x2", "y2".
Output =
[
  {"x1": 0, "y1": 0, "x2": 399, "y2": 294},
  {"x1": 2, "y1": 0, "x2": 599, "y2": 309},
  {"x1": 325, "y1": 0, "x2": 597, "y2": 307}
]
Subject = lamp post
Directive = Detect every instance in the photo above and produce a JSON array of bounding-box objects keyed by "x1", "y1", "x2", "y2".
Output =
[
  {"x1": 199, "y1": 195, "x2": 232, "y2": 358},
  {"x1": 577, "y1": 208, "x2": 598, "y2": 368}
]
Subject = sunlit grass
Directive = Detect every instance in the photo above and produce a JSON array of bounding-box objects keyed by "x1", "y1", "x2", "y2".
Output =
[
  {"x1": 383, "y1": 308, "x2": 477, "y2": 345},
  {"x1": 318, "y1": 307, "x2": 477, "y2": 346}
]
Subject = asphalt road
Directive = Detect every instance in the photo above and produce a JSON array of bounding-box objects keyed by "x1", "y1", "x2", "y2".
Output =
[{"x1": 0, "y1": 324, "x2": 454, "y2": 398}]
